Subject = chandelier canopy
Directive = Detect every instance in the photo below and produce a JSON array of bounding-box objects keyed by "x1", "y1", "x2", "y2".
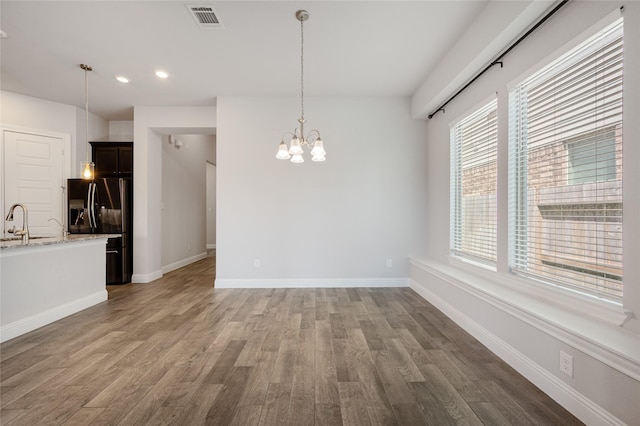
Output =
[{"x1": 275, "y1": 10, "x2": 326, "y2": 163}]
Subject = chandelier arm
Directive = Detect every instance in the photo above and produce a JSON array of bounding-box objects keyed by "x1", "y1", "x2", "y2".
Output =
[
  {"x1": 281, "y1": 131, "x2": 298, "y2": 141},
  {"x1": 305, "y1": 129, "x2": 321, "y2": 141}
]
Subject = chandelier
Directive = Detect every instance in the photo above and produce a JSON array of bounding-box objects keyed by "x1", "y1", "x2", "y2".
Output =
[{"x1": 275, "y1": 10, "x2": 326, "y2": 163}]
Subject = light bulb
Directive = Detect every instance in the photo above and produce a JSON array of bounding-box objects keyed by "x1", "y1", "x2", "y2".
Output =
[
  {"x1": 291, "y1": 154, "x2": 304, "y2": 163},
  {"x1": 81, "y1": 161, "x2": 95, "y2": 180},
  {"x1": 310, "y1": 138, "x2": 326, "y2": 157},
  {"x1": 276, "y1": 141, "x2": 291, "y2": 160},
  {"x1": 288, "y1": 135, "x2": 304, "y2": 155}
]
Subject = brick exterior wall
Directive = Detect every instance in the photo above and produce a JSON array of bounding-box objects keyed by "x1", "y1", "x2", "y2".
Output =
[
  {"x1": 526, "y1": 128, "x2": 623, "y2": 297},
  {"x1": 460, "y1": 126, "x2": 623, "y2": 297}
]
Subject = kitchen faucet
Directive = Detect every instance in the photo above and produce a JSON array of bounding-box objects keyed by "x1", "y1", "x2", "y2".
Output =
[{"x1": 5, "y1": 203, "x2": 30, "y2": 244}]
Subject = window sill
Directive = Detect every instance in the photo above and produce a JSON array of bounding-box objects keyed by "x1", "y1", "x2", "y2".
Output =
[
  {"x1": 409, "y1": 257, "x2": 639, "y2": 380},
  {"x1": 448, "y1": 255, "x2": 628, "y2": 326}
]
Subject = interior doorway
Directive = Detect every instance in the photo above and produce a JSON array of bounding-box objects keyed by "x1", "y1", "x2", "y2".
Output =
[{"x1": 160, "y1": 133, "x2": 216, "y2": 273}]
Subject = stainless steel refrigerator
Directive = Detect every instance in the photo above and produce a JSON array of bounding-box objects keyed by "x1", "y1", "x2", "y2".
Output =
[{"x1": 67, "y1": 178, "x2": 132, "y2": 284}]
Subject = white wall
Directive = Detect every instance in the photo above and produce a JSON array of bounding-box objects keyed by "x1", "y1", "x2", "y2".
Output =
[
  {"x1": 1, "y1": 91, "x2": 76, "y2": 134},
  {"x1": 215, "y1": 96, "x2": 428, "y2": 287},
  {"x1": 161, "y1": 134, "x2": 215, "y2": 272},
  {"x1": 109, "y1": 120, "x2": 133, "y2": 140},
  {"x1": 132, "y1": 106, "x2": 216, "y2": 283},
  {"x1": 0, "y1": 91, "x2": 108, "y2": 178},
  {"x1": 206, "y1": 161, "x2": 216, "y2": 249},
  {"x1": 410, "y1": 1, "x2": 640, "y2": 424}
]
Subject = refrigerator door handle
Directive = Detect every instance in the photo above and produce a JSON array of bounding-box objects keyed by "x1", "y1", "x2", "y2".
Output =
[
  {"x1": 89, "y1": 183, "x2": 97, "y2": 230},
  {"x1": 92, "y1": 183, "x2": 98, "y2": 229},
  {"x1": 86, "y1": 183, "x2": 93, "y2": 230},
  {"x1": 119, "y1": 178, "x2": 127, "y2": 233}
]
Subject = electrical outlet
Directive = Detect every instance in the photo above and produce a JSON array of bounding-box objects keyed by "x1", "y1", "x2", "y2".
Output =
[
  {"x1": 386, "y1": 259, "x2": 393, "y2": 268},
  {"x1": 187, "y1": 244, "x2": 191, "y2": 251},
  {"x1": 254, "y1": 259, "x2": 260, "y2": 268},
  {"x1": 560, "y1": 351, "x2": 573, "y2": 377}
]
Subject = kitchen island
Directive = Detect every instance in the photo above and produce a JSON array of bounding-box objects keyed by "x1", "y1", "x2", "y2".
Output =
[{"x1": 0, "y1": 234, "x2": 116, "y2": 342}]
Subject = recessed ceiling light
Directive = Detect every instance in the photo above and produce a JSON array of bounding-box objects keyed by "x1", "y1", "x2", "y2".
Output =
[
  {"x1": 115, "y1": 76, "x2": 130, "y2": 83},
  {"x1": 155, "y1": 70, "x2": 169, "y2": 79},
  {"x1": 0, "y1": 30, "x2": 7, "y2": 38}
]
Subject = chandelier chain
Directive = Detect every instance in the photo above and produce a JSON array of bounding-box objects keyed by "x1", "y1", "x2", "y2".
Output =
[{"x1": 300, "y1": 15, "x2": 304, "y2": 121}]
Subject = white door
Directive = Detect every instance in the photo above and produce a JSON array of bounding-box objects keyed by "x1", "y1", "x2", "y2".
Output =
[{"x1": 3, "y1": 131, "x2": 65, "y2": 238}]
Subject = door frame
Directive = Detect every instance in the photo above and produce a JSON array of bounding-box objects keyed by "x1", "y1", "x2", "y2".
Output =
[{"x1": 0, "y1": 125, "x2": 72, "y2": 231}]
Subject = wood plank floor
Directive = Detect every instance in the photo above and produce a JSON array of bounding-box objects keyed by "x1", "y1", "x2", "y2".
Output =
[{"x1": 1, "y1": 253, "x2": 582, "y2": 425}]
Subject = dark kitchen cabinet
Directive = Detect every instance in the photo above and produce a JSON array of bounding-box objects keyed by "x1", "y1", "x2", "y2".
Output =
[
  {"x1": 91, "y1": 142, "x2": 133, "y2": 177},
  {"x1": 88, "y1": 142, "x2": 134, "y2": 284}
]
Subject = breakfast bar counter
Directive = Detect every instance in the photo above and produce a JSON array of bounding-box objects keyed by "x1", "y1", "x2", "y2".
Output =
[
  {"x1": 0, "y1": 233, "x2": 119, "y2": 249},
  {"x1": 0, "y1": 235, "x2": 115, "y2": 342}
]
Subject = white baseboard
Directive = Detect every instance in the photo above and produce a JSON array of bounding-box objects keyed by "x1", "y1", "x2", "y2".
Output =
[
  {"x1": 133, "y1": 252, "x2": 209, "y2": 283},
  {"x1": 162, "y1": 252, "x2": 208, "y2": 274},
  {"x1": 214, "y1": 277, "x2": 409, "y2": 289},
  {"x1": 409, "y1": 277, "x2": 626, "y2": 426},
  {"x1": 0, "y1": 290, "x2": 108, "y2": 343},
  {"x1": 207, "y1": 244, "x2": 216, "y2": 249},
  {"x1": 132, "y1": 269, "x2": 163, "y2": 283}
]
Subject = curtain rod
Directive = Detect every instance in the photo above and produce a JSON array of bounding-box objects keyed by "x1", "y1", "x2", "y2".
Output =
[{"x1": 427, "y1": 0, "x2": 570, "y2": 120}]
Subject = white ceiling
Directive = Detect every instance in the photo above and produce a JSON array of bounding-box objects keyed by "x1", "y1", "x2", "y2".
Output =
[{"x1": 0, "y1": 1, "x2": 488, "y2": 121}]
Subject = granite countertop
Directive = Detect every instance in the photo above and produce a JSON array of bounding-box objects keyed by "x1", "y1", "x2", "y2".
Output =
[{"x1": 0, "y1": 234, "x2": 121, "y2": 250}]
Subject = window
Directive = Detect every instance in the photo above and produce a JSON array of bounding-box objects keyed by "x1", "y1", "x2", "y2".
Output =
[
  {"x1": 509, "y1": 18, "x2": 624, "y2": 302},
  {"x1": 451, "y1": 99, "x2": 498, "y2": 265},
  {"x1": 567, "y1": 129, "x2": 617, "y2": 185}
]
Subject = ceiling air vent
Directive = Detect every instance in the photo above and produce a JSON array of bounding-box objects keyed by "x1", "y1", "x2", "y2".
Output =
[{"x1": 187, "y1": 4, "x2": 224, "y2": 29}]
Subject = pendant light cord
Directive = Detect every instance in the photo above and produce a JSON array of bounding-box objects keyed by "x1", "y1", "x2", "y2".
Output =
[{"x1": 85, "y1": 66, "x2": 90, "y2": 163}]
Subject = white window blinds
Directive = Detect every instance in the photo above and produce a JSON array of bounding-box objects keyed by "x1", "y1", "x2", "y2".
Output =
[
  {"x1": 451, "y1": 99, "x2": 498, "y2": 264},
  {"x1": 509, "y1": 18, "x2": 624, "y2": 301}
]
